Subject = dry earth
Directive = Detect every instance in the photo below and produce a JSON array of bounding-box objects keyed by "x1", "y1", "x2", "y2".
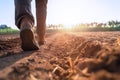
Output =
[{"x1": 0, "y1": 32, "x2": 120, "y2": 80}]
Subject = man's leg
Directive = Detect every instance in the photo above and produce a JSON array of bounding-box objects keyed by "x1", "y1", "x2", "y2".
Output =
[
  {"x1": 14, "y1": 0, "x2": 34, "y2": 28},
  {"x1": 35, "y1": 0, "x2": 48, "y2": 45},
  {"x1": 14, "y1": 0, "x2": 39, "y2": 51}
]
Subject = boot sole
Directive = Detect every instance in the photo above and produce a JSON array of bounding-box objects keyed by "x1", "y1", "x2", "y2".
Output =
[{"x1": 20, "y1": 29, "x2": 39, "y2": 51}]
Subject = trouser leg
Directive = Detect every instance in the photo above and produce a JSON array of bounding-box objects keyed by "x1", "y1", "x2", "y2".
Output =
[
  {"x1": 14, "y1": 0, "x2": 39, "y2": 51},
  {"x1": 14, "y1": 0, "x2": 34, "y2": 28},
  {"x1": 35, "y1": 0, "x2": 48, "y2": 42}
]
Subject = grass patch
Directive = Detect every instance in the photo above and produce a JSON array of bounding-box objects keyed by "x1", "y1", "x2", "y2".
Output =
[{"x1": 0, "y1": 28, "x2": 19, "y2": 35}]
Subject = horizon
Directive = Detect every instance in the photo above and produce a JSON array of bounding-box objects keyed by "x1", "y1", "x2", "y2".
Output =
[{"x1": 0, "y1": 0, "x2": 120, "y2": 29}]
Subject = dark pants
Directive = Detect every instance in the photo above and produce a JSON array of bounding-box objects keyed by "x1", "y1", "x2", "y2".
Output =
[{"x1": 14, "y1": 0, "x2": 47, "y2": 39}]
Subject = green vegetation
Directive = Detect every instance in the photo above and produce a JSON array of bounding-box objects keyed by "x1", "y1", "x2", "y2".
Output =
[
  {"x1": 0, "y1": 27, "x2": 19, "y2": 35},
  {"x1": 1, "y1": 20, "x2": 120, "y2": 34},
  {"x1": 47, "y1": 20, "x2": 120, "y2": 32},
  {"x1": 72, "y1": 20, "x2": 120, "y2": 31}
]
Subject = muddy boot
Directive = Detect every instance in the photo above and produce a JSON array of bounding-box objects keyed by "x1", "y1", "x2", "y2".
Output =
[
  {"x1": 36, "y1": 27, "x2": 46, "y2": 46},
  {"x1": 20, "y1": 18, "x2": 39, "y2": 51},
  {"x1": 37, "y1": 35, "x2": 45, "y2": 46}
]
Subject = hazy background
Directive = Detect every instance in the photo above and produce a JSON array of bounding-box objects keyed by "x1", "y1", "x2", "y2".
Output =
[{"x1": 0, "y1": 0, "x2": 120, "y2": 29}]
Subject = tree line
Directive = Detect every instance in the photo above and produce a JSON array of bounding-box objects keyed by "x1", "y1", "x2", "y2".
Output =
[{"x1": 47, "y1": 20, "x2": 120, "y2": 31}]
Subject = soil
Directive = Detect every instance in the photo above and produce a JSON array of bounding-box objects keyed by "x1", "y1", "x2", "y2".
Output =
[{"x1": 0, "y1": 32, "x2": 120, "y2": 80}]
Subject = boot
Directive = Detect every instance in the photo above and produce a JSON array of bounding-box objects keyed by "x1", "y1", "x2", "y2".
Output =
[{"x1": 20, "y1": 18, "x2": 39, "y2": 51}]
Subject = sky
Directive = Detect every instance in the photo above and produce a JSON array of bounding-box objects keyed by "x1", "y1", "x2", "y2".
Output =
[{"x1": 0, "y1": 0, "x2": 120, "y2": 29}]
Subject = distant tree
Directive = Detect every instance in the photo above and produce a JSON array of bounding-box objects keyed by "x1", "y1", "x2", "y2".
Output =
[{"x1": 0, "y1": 25, "x2": 8, "y2": 29}]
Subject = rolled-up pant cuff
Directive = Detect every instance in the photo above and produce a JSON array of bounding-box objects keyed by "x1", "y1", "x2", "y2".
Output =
[{"x1": 14, "y1": 0, "x2": 34, "y2": 29}]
